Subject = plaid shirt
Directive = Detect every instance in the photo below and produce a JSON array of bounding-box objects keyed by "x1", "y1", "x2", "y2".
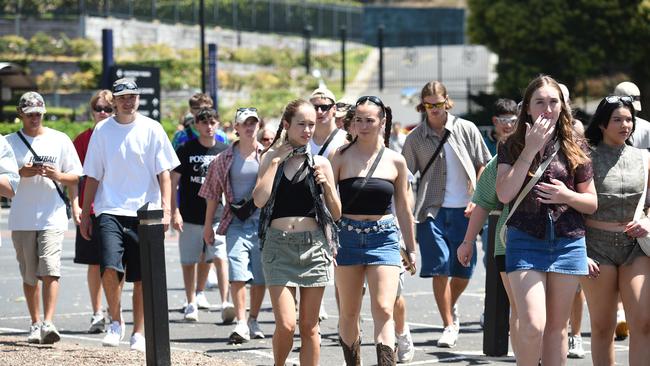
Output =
[
  {"x1": 402, "y1": 113, "x2": 491, "y2": 222},
  {"x1": 198, "y1": 141, "x2": 263, "y2": 235}
]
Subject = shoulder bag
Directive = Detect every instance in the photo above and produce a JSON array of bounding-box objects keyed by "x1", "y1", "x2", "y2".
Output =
[{"x1": 633, "y1": 150, "x2": 650, "y2": 256}]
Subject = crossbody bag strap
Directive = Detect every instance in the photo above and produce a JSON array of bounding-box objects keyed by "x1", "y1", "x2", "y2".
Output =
[
  {"x1": 317, "y1": 128, "x2": 340, "y2": 156},
  {"x1": 17, "y1": 130, "x2": 70, "y2": 204},
  {"x1": 634, "y1": 150, "x2": 649, "y2": 221},
  {"x1": 341, "y1": 146, "x2": 385, "y2": 213},
  {"x1": 499, "y1": 141, "x2": 560, "y2": 244},
  {"x1": 420, "y1": 129, "x2": 451, "y2": 178}
]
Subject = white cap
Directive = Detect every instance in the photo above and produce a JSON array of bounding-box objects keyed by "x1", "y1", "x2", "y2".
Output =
[
  {"x1": 614, "y1": 81, "x2": 641, "y2": 112},
  {"x1": 235, "y1": 108, "x2": 260, "y2": 124}
]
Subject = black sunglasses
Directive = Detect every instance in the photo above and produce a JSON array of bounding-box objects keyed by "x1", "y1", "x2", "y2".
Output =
[
  {"x1": 93, "y1": 106, "x2": 113, "y2": 114},
  {"x1": 113, "y1": 82, "x2": 138, "y2": 93},
  {"x1": 356, "y1": 95, "x2": 385, "y2": 110},
  {"x1": 605, "y1": 95, "x2": 633, "y2": 104},
  {"x1": 314, "y1": 104, "x2": 334, "y2": 112}
]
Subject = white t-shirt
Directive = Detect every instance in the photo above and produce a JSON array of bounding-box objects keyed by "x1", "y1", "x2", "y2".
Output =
[
  {"x1": 84, "y1": 114, "x2": 180, "y2": 217},
  {"x1": 309, "y1": 128, "x2": 348, "y2": 157},
  {"x1": 442, "y1": 143, "x2": 471, "y2": 208},
  {"x1": 7, "y1": 128, "x2": 82, "y2": 230},
  {"x1": 631, "y1": 116, "x2": 650, "y2": 150}
]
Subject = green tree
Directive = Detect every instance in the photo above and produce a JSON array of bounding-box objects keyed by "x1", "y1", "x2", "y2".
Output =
[{"x1": 468, "y1": 0, "x2": 650, "y2": 115}]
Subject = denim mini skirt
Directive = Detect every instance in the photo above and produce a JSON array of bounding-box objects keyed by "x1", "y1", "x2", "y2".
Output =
[
  {"x1": 336, "y1": 216, "x2": 401, "y2": 267},
  {"x1": 262, "y1": 228, "x2": 333, "y2": 287},
  {"x1": 505, "y1": 225, "x2": 588, "y2": 275}
]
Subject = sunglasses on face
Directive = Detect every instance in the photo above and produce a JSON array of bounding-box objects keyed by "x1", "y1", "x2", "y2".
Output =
[
  {"x1": 113, "y1": 82, "x2": 138, "y2": 93},
  {"x1": 422, "y1": 99, "x2": 447, "y2": 110},
  {"x1": 495, "y1": 116, "x2": 517, "y2": 125},
  {"x1": 336, "y1": 102, "x2": 351, "y2": 109},
  {"x1": 93, "y1": 106, "x2": 113, "y2": 114},
  {"x1": 314, "y1": 104, "x2": 334, "y2": 113},
  {"x1": 605, "y1": 95, "x2": 634, "y2": 104}
]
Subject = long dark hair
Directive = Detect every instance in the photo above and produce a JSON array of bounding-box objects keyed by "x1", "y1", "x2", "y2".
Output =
[
  {"x1": 504, "y1": 75, "x2": 588, "y2": 173},
  {"x1": 341, "y1": 96, "x2": 392, "y2": 154},
  {"x1": 584, "y1": 96, "x2": 636, "y2": 146},
  {"x1": 263, "y1": 99, "x2": 311, "y2": 154}
]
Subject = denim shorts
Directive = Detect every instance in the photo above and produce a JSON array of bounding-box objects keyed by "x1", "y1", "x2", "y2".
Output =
[
  {"x1": 178, "y1": 222, "x2": 226, "y2": 265},
  {"x1": 262, "y1": 228, "x2": 333, "y2": 287},
  {"x1": 96, "y1": 214, "x2": 141, "y2": 283},
  {"x1": 225, "y1": 217, "x2": 265, "y2": 285},
  {"x1": 416, "y1": 207, "x2": 475, "y2": 279},
  {"x1": 336, "y1": 216, "x2": 401, "y2": 267},
  {"x1": 505, "y1": 225, "x2": 588, "y2": 275}
]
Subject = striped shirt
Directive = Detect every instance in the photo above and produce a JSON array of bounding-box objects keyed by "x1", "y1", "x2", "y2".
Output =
[
  {"x1": 402, "y1": 113, "x2": 491, "y2": 222},
  {"x1": 471, "y1": 157, "x2": 508, "y2": 256}
]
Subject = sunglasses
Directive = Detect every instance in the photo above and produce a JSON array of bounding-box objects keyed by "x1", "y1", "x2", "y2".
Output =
[
  {"x1": 356, "y1": 95, "x2": 385, "y2": 110},
  {"x1": 93, "y1": 106, "x2": 113, "y2": 114},
  {"x1": 237, "y1": 107, "x2": 257, "y2": 112},
  {"x1": 113, "y1": 82, "x2": 138, "y2": 93},
  {"x1": 314, "y1": 104, "x2": 334, "y2": 112},
  {"x1": 336, "y1": 102, "x2": 351, "y2": 109},
  {"x1": 495, "y1": 116, "x2": 517, "y2": 125},
  {"x1": 605, "y1": 95, "x2": 634, "y2": 104},
  {"x1": 422, "y1": 99, "x2": 447, "y2": 110}
]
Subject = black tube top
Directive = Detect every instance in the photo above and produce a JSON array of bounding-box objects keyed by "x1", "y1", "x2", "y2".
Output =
[{"x1": 339, "y1": 177, "x2": 394, "y2": 215}]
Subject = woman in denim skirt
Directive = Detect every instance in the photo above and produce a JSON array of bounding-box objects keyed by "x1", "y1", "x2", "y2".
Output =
[
  {"x1": 253, "y1": 99, "x2": 341, "y2": 366},
  {"x1": 496, "y1": 75, "x2": 597, "y2": 365},
  {"x1": 330, "y1": 95, "x2": 417, "y2": 365},
  {"x1": 582, "y1": 96, "x2": 650, "y2": 366}
]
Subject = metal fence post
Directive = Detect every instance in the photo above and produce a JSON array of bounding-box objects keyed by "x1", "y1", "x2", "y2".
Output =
[
  {"x1": 304, "y1": 25, "x2": 312, "y2": 75},
  {"x1": 483, "y1": 214, "x2": 510, "y2": 356},
  {"x1": 137, "y1": 203, "x2": 171, "y2": 366},
  {"x1": 100, "y1": 29, "x2": 114, "y2": 90},
  {"x1": 151, "y1": 0, "x2": 157, "y2": 20},
  {"x1": 467, "y1": 78, "x2": 472, "y2": 114},
  {"x1": 378, "y1": 25, "x2": 384, "y2": 91},
  {"x1": 340, "y1": 25, "x2": 347, "y2": 92},
  {"x1": 199, "y1": 0, "x2": 206, "y2": 93},
  {"x1": 208, "y1": 43, "x2": 218, "y2": 110}
]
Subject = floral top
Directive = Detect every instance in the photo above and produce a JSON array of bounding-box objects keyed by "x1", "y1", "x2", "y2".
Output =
[{"x1": 497, "y1": 138, "x2": 593, "y2": 239}]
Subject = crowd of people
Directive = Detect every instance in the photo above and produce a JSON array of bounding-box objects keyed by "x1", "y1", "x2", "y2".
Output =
[{"x1": 2, "y1": 75, "x2": 649, "y2": 366}]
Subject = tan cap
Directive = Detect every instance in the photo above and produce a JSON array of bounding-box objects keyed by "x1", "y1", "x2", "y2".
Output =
[
  {"x1": 309, "y1": 87, "x2": 336, "y2": 104},
  {"x1": 18, "y1": 91, "x2": 46, "y2": 114},
  {"x1": 235, "y1": 107, "x2": 259, "y2": 124},
  {"x1": 614, "y1": 81, "x2": 641, "y2": 111}
]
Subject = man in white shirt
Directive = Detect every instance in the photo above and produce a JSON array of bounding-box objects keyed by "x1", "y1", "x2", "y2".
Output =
[
  {"x1": 309, "y1": 87, "x2": 348, "y2": 158},
  {"x1": 614, "y1": 81, "x2": 650, "y2": 150},
  {"x1": 80, "y1": 79, "x2": 179, "y2": 351},
  {"x1": 7, "y1": 92, "x2": 82, "y2": 344}
]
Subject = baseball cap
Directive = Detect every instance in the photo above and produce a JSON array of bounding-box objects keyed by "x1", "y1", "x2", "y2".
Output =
[
  {"x1": 235, "y1": 107, "x2": 259, "y2": 124},
  {"x1": 614, "y1": 81, "x2": 641, "y2": 112},
  {"x1": 112, "y1": 78, "x2": 140, "y2": 96},
  {"x1": 18, "y1": 91, "x2": 46, "y2": 114},
  {"x1": 335, "y1": 97, "x2": 355, "y2": 118},
  {"x1": 310, "y1": 87, "x2": 336, "y2": 104}
]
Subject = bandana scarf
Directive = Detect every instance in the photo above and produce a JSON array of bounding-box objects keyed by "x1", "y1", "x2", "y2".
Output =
[{"x1": 258, "y1": 145, "x2": 339, "y2": 255}]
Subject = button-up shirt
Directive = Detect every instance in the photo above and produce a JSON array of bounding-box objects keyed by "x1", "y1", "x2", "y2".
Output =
[{"x1": 402, "y1": 113, "x2": 491, "y2": 222}]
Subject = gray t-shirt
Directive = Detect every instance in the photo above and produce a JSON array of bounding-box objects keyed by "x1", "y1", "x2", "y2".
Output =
[{"x1": 230, "y1": 148, "x2": 259, "y2": 203}]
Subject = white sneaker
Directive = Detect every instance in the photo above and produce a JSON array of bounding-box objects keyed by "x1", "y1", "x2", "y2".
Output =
[
  {"x1": 437, "y1": 325, "x2": 459, "y2": 348},
  {"x1": 568, "y1": 335, "x2": 585, "y2": 358},
  {"x1": 89, "y1": 312, "x2": 106, "y2": 333},
  {"x1": 206, "y1": 268, "x2": 219, "y2": 289},
  {"x1": 221, "y1": 301, "x2": 236, "y2": 324},
  {"x1": 130, "y1": 332, "x2": 146, "y2": 352},
  {"x1": 102, "y1": 321, "x2": 125, "y2": 347},
  {"x1": 195, "y1": 291, "x2": 211, "y2": 309},
  {"x1": 248, "y1": 318, "x2": 265, "y2": 339},
  {"x1": 40, "y1": 321, "x2": 61, "y2": 344},
  {"x1": 452, "y1": 304, "x2": 460, "y2": 328},
  {"x1": 396, "y1": 325, "x2": 415, "y2": 363},
  {"x1": 184, "y1": 303, "x2": 199, "y2": 322},
  {"x1": 27, "y1": 322, "x2": 41, "y2": 344},
  {"x1": 319, "y1": 301, "x2": 329, "y2": 321},
  {"x1": 229, "y1": 320, "x2": 250, "y2": 344}
]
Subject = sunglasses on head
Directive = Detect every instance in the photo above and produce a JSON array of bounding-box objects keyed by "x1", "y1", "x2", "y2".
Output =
[
  {"x1": 356, "y1": 95, "x2": 385, "y2": 110},
  {"x1": 314, "y1": 103, "x2": 334, "y2": 112},
  {"x1": 605, "y1": 95, "x2": 634, "y2": 104},
  {"x1": 237, "y1": 107, "x2": 257, "y2": 112},
  {"x1": 422, "y1": 99, "x2": 447, "y2": 110},
  {"x1": 113, "y1": 82, "x2": 138, "y2": 93},
  {"x1": 93, "y1": 106, "x2": 113, "y2": 114}
]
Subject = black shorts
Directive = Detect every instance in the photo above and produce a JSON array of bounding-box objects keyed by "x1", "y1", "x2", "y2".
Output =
[
  {"x1": 97, "y1": 213, "x2": 141, "y2": 283},
  {"x1": 73, "y1": 215, "x2": 101, "y2": 265},
  {"x1": 495, "y1": 254, "x2": 506, "y2": 273}
]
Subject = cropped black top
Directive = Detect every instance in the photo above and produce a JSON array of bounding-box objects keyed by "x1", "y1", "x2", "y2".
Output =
[
  {"x1": 270, "y1": 173, "x2": 317, "y2": 219},
  {"x1": 339, "y1": 177, "x2": 394, "y2": 215}
]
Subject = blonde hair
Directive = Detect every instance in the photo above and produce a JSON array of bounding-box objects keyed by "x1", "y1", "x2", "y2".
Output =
[
  {"x1": 90, "y1": 89, "x2": 113, "y2": 109},
  {"x1": 416, "y1": 80, "x2": 454, "y2": 113}
]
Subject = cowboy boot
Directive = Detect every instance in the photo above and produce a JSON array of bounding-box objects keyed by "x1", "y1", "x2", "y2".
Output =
[
  {"x1": 339, "y1": 337, "x2": 361, "y2": 366},
  {"x1": 376, "y1": 343, "x2": 396, "y2": 366}
]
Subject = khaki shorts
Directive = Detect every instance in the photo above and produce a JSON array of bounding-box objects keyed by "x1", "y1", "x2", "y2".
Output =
[{"x1": 12, "y1": 230, "x2": 65, "y2": 286}]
